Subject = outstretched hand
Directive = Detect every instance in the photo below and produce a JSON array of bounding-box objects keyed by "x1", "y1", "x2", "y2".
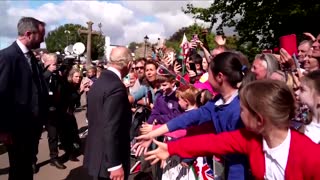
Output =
[
  {"x1": 144, "y1": 139, "x2": 170, "y2": 165},
  {"x1": 140, "y1": 123, "x2": 153, "y2": 135},
  {"x1": 132, "y1": 134, "x2": 153, "y2": 157}
]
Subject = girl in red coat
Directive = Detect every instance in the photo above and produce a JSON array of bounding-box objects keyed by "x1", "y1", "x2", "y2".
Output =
[{"x1": 145, "y1": 80, "x2": 320, "y2": 180}]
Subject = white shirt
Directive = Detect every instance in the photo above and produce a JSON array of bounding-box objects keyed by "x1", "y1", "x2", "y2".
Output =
[
  {"x1": 263, "y1": 129, "x2": 291, "y2": 180},
  {"x1": 16, "y1": 39, "x2": 29, "y2": 54},
  {"x1": 108, "y1": 66, "x2": 122, "y2": 80},
  {"x1": 214, "y1": 90, "x2": 238, "y2": 106},
  {"x1": 304, "y1": 121, "x2": 320, "y2": 144},
  {"x1": 106, "y1": 66, "x2": 122, "y2": 172},
  {"x1": 16, "y1": 39, "x2": 33, "y2": 70}
]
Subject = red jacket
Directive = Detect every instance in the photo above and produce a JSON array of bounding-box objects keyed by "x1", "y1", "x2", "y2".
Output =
[{"x1": 168, "y1": 128, "x2": 320, "y2": 180}]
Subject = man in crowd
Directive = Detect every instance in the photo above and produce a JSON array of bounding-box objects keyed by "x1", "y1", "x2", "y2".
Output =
[
  {"x1": 42, "y1": 53, "x2": 67, "y2": 169},
  {"x1": 0, "y1": 17, "x2": 48, "y2": 180},
  {"x1": 133, "y1": 58, "x2": 146, "y2": 83},
  {"x1": 312, "y1": 34, "x2": 320, "y2": 58},
  {"x1": 298, "y1": 40, "x2": 313, "y2": 68},
  {"x1": 84, "y1": 47, "x2": 133, "y2": 180}
]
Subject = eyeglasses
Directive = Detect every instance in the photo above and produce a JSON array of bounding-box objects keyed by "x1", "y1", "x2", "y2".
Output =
[{"x1": 134, "y1": 66, "x2": 144, "y2": 70}]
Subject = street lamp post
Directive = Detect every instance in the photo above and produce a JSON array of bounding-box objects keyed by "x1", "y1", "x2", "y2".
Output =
[
  {"x1": 144, "y1": 35, "x2": 149, "y2": 58},
  {"x1": 64, "y1": 30, "x2": 71, "y2": 45}
]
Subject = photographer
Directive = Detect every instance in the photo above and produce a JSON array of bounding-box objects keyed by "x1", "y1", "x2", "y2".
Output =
[{"x1": 42, "y1": 53, "x2": 67, "y2": 169}]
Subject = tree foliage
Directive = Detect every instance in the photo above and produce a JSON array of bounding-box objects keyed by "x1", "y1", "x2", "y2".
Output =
[
  {"x1": 183, "y1": 0, "x2": 320, "y2": 49},
  {"x1": 166, "y1": 23, "x2": 239, "y2": 54},
  {"x1": 45, "y1": 23, "x2": 105, "y2": 60}
]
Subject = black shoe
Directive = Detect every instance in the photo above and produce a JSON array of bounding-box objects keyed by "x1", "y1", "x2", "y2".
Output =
[
  {"x1": 32, "y1": 163, "x2": 39, "y2": 174},
  {"x1": 68, "y1": 154, "x2": 79, "y2": 162},
  {"x1": 50, "y1": 159, "x2": 67, "y2": 169}
]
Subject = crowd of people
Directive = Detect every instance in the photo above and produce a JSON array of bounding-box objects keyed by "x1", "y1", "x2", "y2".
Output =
[{"x1": 1, "y1": 16, "x2": 320, "y2": 180}]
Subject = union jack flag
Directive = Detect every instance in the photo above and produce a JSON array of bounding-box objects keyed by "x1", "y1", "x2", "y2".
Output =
[{"x1": 192, "y1": 157, "x2": 214, "y2": 180}]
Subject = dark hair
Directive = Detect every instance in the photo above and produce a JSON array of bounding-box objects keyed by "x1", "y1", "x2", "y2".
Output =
[
  {"x1": 145, "y1": 60, "x2": 158, "y2": 70},
  {"x1": 190, "y1": 53, "x2": 203, "y2": 70},
  {"x1": 190, "y1": 54, "x2": 203, "y2": 64},
  {"x1": 209, "y1": 52, "x2": 244, "y2": 88},
  {"x1": 17, "y1": 17, "x2": 45, "y2": 36},
  {"x1": 134, "y1": 57, "x2": 147, "y2": 66},
  {"x1": 196, "y1": 89, "x2": 214, "y2": 107},
  {"x1": 157, "y1": 75, "x2": 175, "y2": 83}
]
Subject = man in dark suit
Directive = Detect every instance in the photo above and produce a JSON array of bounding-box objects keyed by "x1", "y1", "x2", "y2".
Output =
[
  {"x1": 0, "y1": 17, "x2": 47, "y2": 180},
  {"x1": 84, "y1": 47, "x2": 133, "y2": 180}
]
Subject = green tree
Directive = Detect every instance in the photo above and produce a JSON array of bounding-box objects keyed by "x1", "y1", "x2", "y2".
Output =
[
  {"x1": 128, "y1": 42, "x2": 143, "y2": 53},
  {"x1": 45, "y1": 23, "x2": 105, "y2": 60},
  {"x1": 183, "y1": 0, "x2": 320, "y2": 49},
  {"x1": 166, "y1": 23, "x2": 239, "y2": 53}
]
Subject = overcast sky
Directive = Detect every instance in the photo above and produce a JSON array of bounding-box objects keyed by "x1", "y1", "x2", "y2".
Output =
[{"x1": 0, "y1": 0, "x2": 216, "y2": 50}]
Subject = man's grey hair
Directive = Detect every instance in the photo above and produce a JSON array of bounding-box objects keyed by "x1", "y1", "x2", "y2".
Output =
[
  {"x1": 43, "y1": 53, "x2": 57, "y2": 63},
  {"x1": 109, "y1": 47, "x2": 133, "y2": 69},
  {"x1": 299, "y1": 40, "x2": 313, "y2": 47},
  {"x1": 17, "y1": 17, "x2": 46, "y2": 36}
]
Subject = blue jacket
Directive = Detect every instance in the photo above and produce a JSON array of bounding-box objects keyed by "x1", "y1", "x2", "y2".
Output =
[{"x1": 167, "y1": 94, "x2": 249, "y2": 180}]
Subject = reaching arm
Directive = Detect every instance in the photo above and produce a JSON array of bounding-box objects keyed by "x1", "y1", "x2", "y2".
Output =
[
  {"x1": 152, "y1": 125, "x2": 186, "y2": 139},
  {"x1": 131, "y1": 85, "x2": 147, "y2": 103},
  {"x1": 166, "y1": 101, "x2": 213, "y2": 132},
  {"x1": 168, "y1": 129, "x2": 252, "y2": 158}
]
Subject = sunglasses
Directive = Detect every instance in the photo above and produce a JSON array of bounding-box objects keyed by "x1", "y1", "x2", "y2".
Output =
[{"x1": 134, "y1": 66, "x2": 144, "y2": 70}]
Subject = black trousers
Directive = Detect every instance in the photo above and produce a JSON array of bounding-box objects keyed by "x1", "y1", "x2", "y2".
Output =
[
  {"x1": 59, "y1": 113, "x2": 81, "y2": 155},
  {"x1": 32, "y1": 119, "x2": 44, "y2": 164},
  {"x1": 46, "y1": 111, "x2": 63, "y2": 159},
  {"x1": 6, "y1": 131, "x2": 33, "y2": 180}
]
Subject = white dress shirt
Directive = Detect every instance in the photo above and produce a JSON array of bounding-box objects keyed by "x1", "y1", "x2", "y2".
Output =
[
  {"x1": 304, "y1": 120, "x2": 320, "y2": 144},
  {"x1": 263, "y1": 129, "x2": 291, "y2": 180}
]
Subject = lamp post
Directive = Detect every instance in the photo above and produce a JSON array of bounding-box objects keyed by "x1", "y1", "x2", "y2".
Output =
[
  {"x1": 64, "y1": 30, "x2": 71, "y2": 45},
  {"x1": 144, "y1": 35, "x2": 149, "y2": 58}
]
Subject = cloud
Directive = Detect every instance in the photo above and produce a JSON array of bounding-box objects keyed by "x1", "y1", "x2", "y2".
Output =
[{"x1": 0, "y1": 0, "x2": 215, "y2": 50}]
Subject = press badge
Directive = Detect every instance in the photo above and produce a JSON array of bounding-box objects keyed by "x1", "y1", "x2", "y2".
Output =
[{"x1": 49, "y1": 91, "x2": 53, "y2": 95}]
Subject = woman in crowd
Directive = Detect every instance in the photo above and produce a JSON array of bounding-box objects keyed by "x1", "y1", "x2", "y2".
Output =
[
  {"x1": 129, "y1": 60, "x2": 160, "y2": 107},
  {"x1": 251, "y1": 53, "x2": 280, "y2": 80},
  {"x1": 60, "y1": 68, "x2": 89, "y2": 161}
]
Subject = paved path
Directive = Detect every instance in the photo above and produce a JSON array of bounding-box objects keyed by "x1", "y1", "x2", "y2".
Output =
[
  {"x1": 0, "y1": 94, "x2": 223, "y2": 180},
  {"x1": 0, "y1": 108, "x2": 91, "y2": 180},
  {"x1": 0, "y1": 94, "x2": 141, "y2": 180}
]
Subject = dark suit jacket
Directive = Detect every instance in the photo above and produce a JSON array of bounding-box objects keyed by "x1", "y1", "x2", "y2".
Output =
[
  {"x1": 84, "y1": 70, "x2": 132, "y2": 178},
  {"x1": 0, "y1": 42, "x2": 48, "y2": 133}
]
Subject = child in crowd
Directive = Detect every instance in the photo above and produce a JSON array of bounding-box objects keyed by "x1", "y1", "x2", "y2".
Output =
[
  {"x1": 134, "y1": 52, "x2": 250, "y2": 180},
  {"x1": 123, "y1": 71, "x2": 140, "y2": 95},
  {"x1": 145, "y1": 80, "x2": 320, "y2": 180},
  {"x1": 140, "y1": 85, "x2": 200, "y2": 138},
  {"x1": 298, "y1": 70, "x2": 320, "y2": 143},
  {"x1": 86, "y1": 66, "x2": 98, "y2": 82},
  {"x1": 147, "y1": 71, "x2": 183, "y2": 125}
]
